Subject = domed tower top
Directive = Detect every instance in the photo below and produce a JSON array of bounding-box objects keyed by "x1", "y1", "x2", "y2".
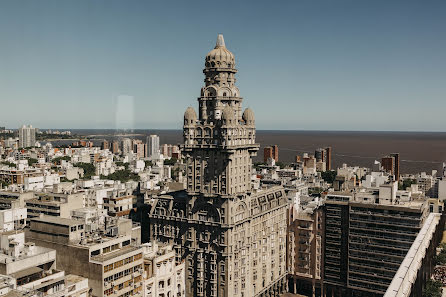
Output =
[
  {"x1": 205, "y1": 34, "x2": 235, "y2": 70},
  {"x1": 242, "y1": 108, "x2": 255, "y2": 125},
  {"x1": 184, "y1": 106, "x2": 197, "y2": 126}
]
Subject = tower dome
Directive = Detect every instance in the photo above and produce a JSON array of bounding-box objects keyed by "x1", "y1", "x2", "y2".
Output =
[
  {"x1": 242, "y1": 108, "x2": 255, "y2": 124},
  {"x1": 205, "y1": 34, "x2": 235, "y2": 69},
  {"x1": 184, "y1": 106, "x2": 197, "y2": 124}
]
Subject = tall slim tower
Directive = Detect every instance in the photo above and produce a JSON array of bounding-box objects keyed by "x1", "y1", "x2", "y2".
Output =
[
  {"x1": 18, "y1": 125, "x2": 36, "y2": 148},
  {"x1": 147, "y1": 134, "x2": 160, "y2": 158},
  {"x1": 147, "y1": 35, "x2": 288, "y2": 297}
]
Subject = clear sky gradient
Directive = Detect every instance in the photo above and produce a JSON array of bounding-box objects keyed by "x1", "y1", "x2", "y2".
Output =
[{"x1": 0, "y1": 0, "x2": 445, "y2": 131}]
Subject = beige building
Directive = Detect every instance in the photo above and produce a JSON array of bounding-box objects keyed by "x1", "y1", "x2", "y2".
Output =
[
  {"x1": 147, "y1": 35, "x2": 288, "y2": 297},
  {"x1": 287, "y1": 204, "x2": 324, "y2": 296},
  {"x1": 0, "y1": 191, "x2": 34, "y2": 210},
  {"x1": 103, "y1": 190, "x2": 135, "y2": 218},
  {"x1": 142, "y1": 242, "x2": 185, "y2": 297},
  {"x1": 26, "y1": 216, "x2": 144, "y2": 297},
  {"x1": 25, "y1": 192, "x2": 83, "y2": 219},
  {"x1": 0, "y1": 230, "x2": 89, "y2": 297}
]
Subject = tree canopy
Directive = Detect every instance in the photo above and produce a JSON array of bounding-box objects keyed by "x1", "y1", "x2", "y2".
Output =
[
  {"x1": 75, "y1": 163, "x2": 96, "y2": 179},
  {"x1": 321, "y1": 170, "x2": 337, "y2": 184},
  {"x1": 164, "y1": 158, "x2": 178, "y2": 166},
  {"x1": 102, "y1": 169, "x2": 140, "y2": 183}
]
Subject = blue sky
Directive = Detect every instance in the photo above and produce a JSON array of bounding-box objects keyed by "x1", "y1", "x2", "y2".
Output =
[{"x1": 0, "y1": 0, "x2": 445, "y2": 131}]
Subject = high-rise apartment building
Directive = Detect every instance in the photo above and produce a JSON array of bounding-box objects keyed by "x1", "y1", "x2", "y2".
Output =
[
  {"x1": 18, "y1": 125, "x2": 36, "y2": 148},
  {"x1": 147, "y1": 135, "x2": 160, "y2": 158},
  {"x1": 315, "y1": 148, "x2": 325, "y2": 163},
  {"x1": 121, "y1": 138, "x2": 133, "y2": 155},
  {"x1": 133, "y1": 140, "x2": 146, "y2": 159},
  {"x1": 146, "y1": 35, "x2": 288, "y2": 297},
  {"x1": 323, "y1": 189, "x2": 427, "y2": 297},
  {"x1": 264, "y1": 145, "x2": 279, "y2": 163},
  {"x1": 381, "y1": 153, "x2": 400, "y2": 180},
  {"x1": 390, "y1": 153, "x2": 400, "y2": 181},
  {"x1": 102, "y1": 140, "x2": 110, "y2": 150},
  {"x1": 325, "y1": 147, "x2": 332, "y2": 171},
  {"x1": 111, "y1": 141, "x2": 120, "y2": 154},
  {"x1": 287, "y1": 204, "x2": 324, "y2": 296},
  {"x1": 264, "y1": 147, "x2": 273, "y2": 163}
]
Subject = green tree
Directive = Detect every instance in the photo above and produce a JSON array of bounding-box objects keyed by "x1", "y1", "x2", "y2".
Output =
[
  {"x1": 102, "y1": 169, "x2": 140, "y2": 183},
  {"x1": 424, "y1": 279, "x2": 442, "y2": 297},
  {"x1": 0, "y1": 161, "x2": 16, "y2": 168},
  {"x1": 0, "y1": 180, "x2": 10, "y2": 188},
  {"x1": 115, "y1": 161, "x2": 129, "y2": 170},
  {"x1": 399, "y1": 179, "x2": 417, "y2": 190},
  {"x1": 53, "y1": 156, "x2": 71, "y2": 165},
  {"x1": 164, "y1": 158, "x2": 178, "y2": 166},
  {"x1": 435, "y1": 246, "x2": 446, "y2": 265},
  {"x1": 144, "y1": 160, "x2": 153, "y2": 168},
  {"x1": 28, "y1": 158, "x2": 38, "y2": 166},
  {"x1": 275, "y1": 161, "x2": 286, "y2": 169},
  {"x1": 75, "y1": 163, "x2": 96, "y2": 179},
  {"x1": 253, "y1": 162, "x2": 264, "y2": 170},
  {"x1": 321, "y1": 170, "x2": 337, "y2": 183}
]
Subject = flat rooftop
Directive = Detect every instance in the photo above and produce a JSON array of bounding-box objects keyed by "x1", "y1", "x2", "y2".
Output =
[
  {"x1": 31, "y1": 216, "x2": 83, "y2": 227},
  {"x1": 65, "y1": 274, "x2": 87, "y2": 285},
  {"x1": 90, "y1": 245, "x2": 141, "y2": 263},
  {"x1": 0, "y1": 246, "x2": 54, "y2": 263}
]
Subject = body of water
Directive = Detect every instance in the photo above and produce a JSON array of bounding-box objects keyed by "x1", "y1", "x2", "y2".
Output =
[{"x1": 52, "y1": 129, "x2": 446, "y2": 174}]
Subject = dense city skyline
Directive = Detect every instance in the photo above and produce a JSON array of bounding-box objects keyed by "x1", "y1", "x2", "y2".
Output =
[
  {"x1": 1, "y1": 10, "x2": 446, "y2": 297},
  {"x1": 1, "y1": 0, "x2": 446, "y2": 131}
]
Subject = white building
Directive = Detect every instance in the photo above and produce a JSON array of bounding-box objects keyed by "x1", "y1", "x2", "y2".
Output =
[
  {"x1": 147, "y1": 135, "x2": 160, "y2": 158},
  {"x1": 18, "y1": 125, "x2": 36, "y2": 148},
  {"x1": 0, "y1": 208, "x2": 27, "y2": 232}
]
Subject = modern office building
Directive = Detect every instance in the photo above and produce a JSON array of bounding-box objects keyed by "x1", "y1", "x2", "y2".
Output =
[
  {"x1": 146, "y1": 35, "x2": 288, "y2": 297},
  {"x1": 18, "y1": 125, "x2": 36, "y2": 148},
  {"x1": 323, "y1": 187, "x2": 428, "y2": 297}
]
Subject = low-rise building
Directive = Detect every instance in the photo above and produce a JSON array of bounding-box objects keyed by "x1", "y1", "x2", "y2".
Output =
[
  {"x1": 26, "y1": 216, "x2": 144, "y2": 297},
  {"x1": 25, "y1": 192, "x2": 83, "y2": 219}
]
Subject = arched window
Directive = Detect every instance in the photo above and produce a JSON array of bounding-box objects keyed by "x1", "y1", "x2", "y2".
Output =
[{"x1": 223, "y1": 92, "x2": 227, "y2": 97}]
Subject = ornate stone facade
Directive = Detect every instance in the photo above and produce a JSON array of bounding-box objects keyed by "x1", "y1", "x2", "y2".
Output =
[{"x1": 147, "y1": 35, "x2": 288, "y2": 297}]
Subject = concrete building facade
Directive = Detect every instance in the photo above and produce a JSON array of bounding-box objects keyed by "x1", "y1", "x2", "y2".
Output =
[{"x1": 26, "y1": 216, "x2": 144, "y2": 297}]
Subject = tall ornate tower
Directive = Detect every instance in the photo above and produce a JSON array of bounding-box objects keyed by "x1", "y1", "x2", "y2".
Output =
[
  {"x1": 148, "y1": 35, "x2": 287, "y2": 297},
  {"x1": 183, "y1": 34, "x2": 259, "y2": 196}
]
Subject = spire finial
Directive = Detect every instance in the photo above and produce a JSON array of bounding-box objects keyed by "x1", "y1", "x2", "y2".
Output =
[{"x1": 216, "y1": 34, "x2": 225, "y2": 48}]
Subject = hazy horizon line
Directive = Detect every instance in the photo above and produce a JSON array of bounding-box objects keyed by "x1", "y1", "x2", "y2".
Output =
[{"x1": 3, "y1": 128, "x2": 446, "y2": 134}]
